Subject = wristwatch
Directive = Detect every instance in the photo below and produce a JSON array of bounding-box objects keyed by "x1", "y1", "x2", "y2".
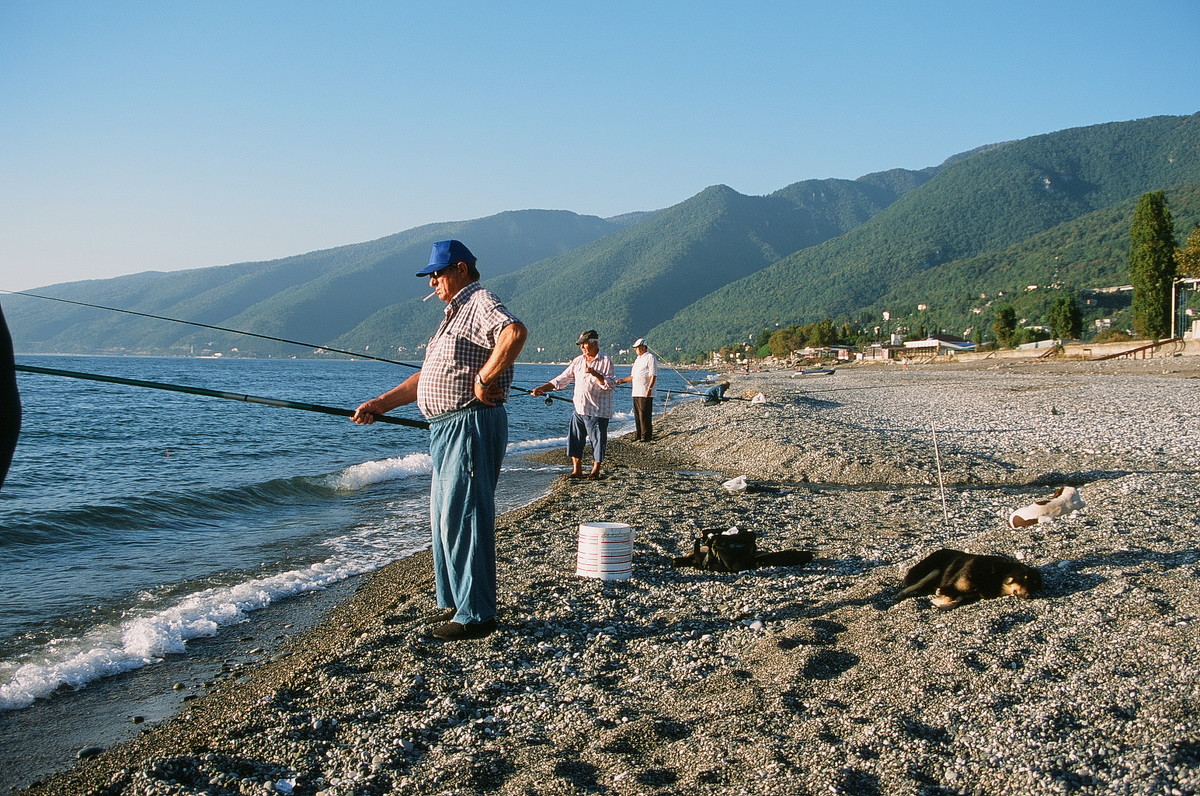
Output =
[{"x1": 475, "y1": 374, "x2": 490, "y2": 387}]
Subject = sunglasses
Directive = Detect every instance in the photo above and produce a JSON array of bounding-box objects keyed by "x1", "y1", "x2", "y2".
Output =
[{"x1": 429, "y1": 262, "x2": 464, "y2": 279}]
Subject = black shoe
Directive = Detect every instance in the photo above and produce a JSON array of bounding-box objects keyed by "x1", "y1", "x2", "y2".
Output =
[
  {"x1": 422, "y1": 607, "x2": 457, "y2": 624},
  {"x1": 432, "y1": 619, "x2": 497, "y2": 641}
]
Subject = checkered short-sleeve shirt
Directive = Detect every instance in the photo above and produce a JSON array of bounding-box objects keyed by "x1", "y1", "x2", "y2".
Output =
[{"x1": 416, "y1": 281, "x2": 521, "y2": 418}]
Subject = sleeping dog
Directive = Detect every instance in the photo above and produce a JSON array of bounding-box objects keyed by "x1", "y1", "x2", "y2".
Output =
[{"x1": 899, "y1": 548, "x2": 1043, "y2": 608}]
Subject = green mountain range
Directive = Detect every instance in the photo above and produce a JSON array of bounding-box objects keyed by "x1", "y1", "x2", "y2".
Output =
[
  {"x1": 6, "y1": 211, "x2": 629, "y2": 357},
  {"x1": 5, "y1": 112, "x2": 1199, "y2": 361},
  {"x1": 648, "y1": 113, "x2": 1200, "y2": 354}
]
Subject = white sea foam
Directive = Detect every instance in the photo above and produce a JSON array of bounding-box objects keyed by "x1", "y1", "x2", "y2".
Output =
[
  {"x1": 507, "y1": 435, "x2": 568, "y2": 453},
  {"x1": 505, "y1": 415, "x2": 638, "y2": 454},
  {"x1": 327, "y1": 452, "x2": 432, "y2": 491},
  {"x1": 0, "y1": 522, "x2": 427, "y2": 711}
]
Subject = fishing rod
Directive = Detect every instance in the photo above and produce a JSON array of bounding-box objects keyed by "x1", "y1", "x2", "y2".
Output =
[
  {"x1": 2, "y1": 288, "x2": 425, "y2": 370},
  {"x1": 611, "y1": 380, "x2": 754, "y2": 403},
  {"x1": 794, "y1": 383, "x2": 904, "y2": 395},
  {"x1": 3, "y1": 288, "x2": 572, "y2": 404},
  {"x1": 614, "y1": 344, "x2": 753, "y2": 402},
  {"x1": 644, "y1": 344, "x2": 698, "y2": 394},
  {"x1": 14, "y1": 364, "x2": 431, "y2": 430}
]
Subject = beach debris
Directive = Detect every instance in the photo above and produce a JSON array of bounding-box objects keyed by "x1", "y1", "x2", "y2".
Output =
[
  {"x1": 722, "y1": 475, "x2": 749, "y2": 492},
  {"x1": 750, "y1": 392, "x2": 767, "y2": 404},
  {"x1": 1008, "y1": 486, "x2": 1085, "y2": 528},
  {"x1": 720, "y1": 475, "x2": 790, "y2": 495},
  {"x1": 575, "y1": 522, "x2": 634, "y2": 581},
  {"x1": 672, "y1": 527, "x2": 814, "y2": 572}
]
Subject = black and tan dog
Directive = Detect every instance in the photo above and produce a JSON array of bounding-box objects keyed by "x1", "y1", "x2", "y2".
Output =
[{"x1": 899, "y1": 548, "x2": 1042, "y2": 608}]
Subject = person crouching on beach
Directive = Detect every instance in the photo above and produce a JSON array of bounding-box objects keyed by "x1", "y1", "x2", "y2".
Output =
[
  {"x1": 531, "y1": 329, "x2": 615, "y2": 480},
  {"x1": 352, "y1": 240, "x2": 527, "y2": 642},
  {"x1": 704, "y1": 380, "x2": 730, "y2": 404}
]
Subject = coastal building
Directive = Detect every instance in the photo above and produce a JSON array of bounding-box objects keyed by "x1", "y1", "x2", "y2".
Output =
[{"x1": 900, "y1": 334, "x2": 975, "y2": 357}]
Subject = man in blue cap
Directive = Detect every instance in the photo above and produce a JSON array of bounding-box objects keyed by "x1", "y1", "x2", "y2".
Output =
[{"x1": 352, "y1": 240, "x2": 527, "y2": 641}]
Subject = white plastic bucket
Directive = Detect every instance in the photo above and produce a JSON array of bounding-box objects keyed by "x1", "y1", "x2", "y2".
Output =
[{"x1": 575, "y1": 522, "x2": 634, "y2": 580}]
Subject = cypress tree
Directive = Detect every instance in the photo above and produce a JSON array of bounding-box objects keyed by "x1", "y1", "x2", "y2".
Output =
[
  {"x1": 992, "y1": 306, "x2": 1017, "y2": 348},
  {"x1": 1128, "y1": 191, "x2": 1177, "y2": 339},
  {"x1": 1047, "y1": 295, "x2": 1083, "y2": 340}
]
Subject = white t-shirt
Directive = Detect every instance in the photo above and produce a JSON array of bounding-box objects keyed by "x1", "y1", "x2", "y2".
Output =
[{"x1": 630, "y1": 352, "x2": 658, "y2": 397}]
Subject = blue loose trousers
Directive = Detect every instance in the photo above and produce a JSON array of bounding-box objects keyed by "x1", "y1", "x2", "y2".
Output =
[
  {"x1": 567, "y1": 412, "x2": 609, "y2": 463},
  {"x1": 427, "y1": 403, "x2": 507, "y2": 625}
]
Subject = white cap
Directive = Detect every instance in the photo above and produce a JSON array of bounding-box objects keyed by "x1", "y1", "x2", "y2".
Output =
[{"x1": 632, "y1": 338, "x2": 647, "y2": 348}]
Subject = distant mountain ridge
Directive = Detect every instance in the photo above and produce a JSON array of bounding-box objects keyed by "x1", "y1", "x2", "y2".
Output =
[
  {"x1": 5, "y1": 112, "x2": 1199, "y2": 360},
  {"x1": 7, "y1": 210, "x2": 628, "y2": 357},
  {"x1": 647, "y1": 113, "x2": 1200, "y2": 352},
  {"x1": 6, "y1": 168, "x2": 931, "y2": 358},
  {"x1": 488, "y1": 171, "x2": 930, "y2": 358}
]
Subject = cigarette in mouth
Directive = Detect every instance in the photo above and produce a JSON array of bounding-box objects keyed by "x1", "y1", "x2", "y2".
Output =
[{"x1": 423, "y1": 291, "x2": 437, "y2": 301}]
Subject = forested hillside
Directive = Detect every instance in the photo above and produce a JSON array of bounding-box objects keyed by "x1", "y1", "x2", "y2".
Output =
[
  {"x1": 860, "y1": 182, "x2": 1200, "y2": 340},
  {"x1": 487, "y1": 172, "x2": 929, "y2": 360},
  {"x1": 5, "y1": 168, "x2": 928, "y2": 358},
  {"x1": 5, "y1": 210, "x2": 626, "y2": 356},
  {"x1": 649, "y1": 114, "x2": 1200, "y2": 353}
]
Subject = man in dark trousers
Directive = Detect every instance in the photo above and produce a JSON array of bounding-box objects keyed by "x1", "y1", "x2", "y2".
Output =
[
  {"x1": 352, "y1": 240, "x2": 527, "y2": 641},
  {"x1": 617, "y1": 337, "x2": 657, "y2": 441}
]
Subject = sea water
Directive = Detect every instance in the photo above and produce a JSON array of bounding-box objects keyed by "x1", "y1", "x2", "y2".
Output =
[{"x1": 0, "y1": 355, "x2": 640, "y2": 713}]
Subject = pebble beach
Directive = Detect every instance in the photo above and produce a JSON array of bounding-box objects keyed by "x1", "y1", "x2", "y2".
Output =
[{"x1": 15, "y1": 356, "x2": 1200, "y2": 796}]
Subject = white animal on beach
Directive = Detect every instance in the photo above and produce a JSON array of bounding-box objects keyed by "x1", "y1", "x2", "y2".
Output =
[
  {"x1": 723, "y1": 475, "x2": 749, "y2": 492},
  {"x1": 1008, "y1": 486, "x2": 1085, "y2": 528}
]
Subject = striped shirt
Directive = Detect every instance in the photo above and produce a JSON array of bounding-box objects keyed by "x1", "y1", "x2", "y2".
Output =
[
  {"x1": 548, "y1": 353, "x2": 616, "y2": 418},
  {"x1": 417, "y1": 281, "x2": 521, "y2": 419}
]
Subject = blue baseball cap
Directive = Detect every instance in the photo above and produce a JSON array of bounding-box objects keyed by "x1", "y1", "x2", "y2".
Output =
[{"x1": 416, "y1": 239, "x2": 477, "y2": 276}]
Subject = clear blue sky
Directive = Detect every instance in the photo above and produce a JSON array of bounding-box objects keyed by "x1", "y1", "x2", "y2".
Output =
[{"x1": 2, "y1": 0, "x2": 1197, "y2": 291}]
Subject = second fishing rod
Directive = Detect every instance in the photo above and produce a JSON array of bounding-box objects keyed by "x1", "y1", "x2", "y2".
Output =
[{"x1": 3, "y1": 289, "x2": 574, "y2": 405}]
